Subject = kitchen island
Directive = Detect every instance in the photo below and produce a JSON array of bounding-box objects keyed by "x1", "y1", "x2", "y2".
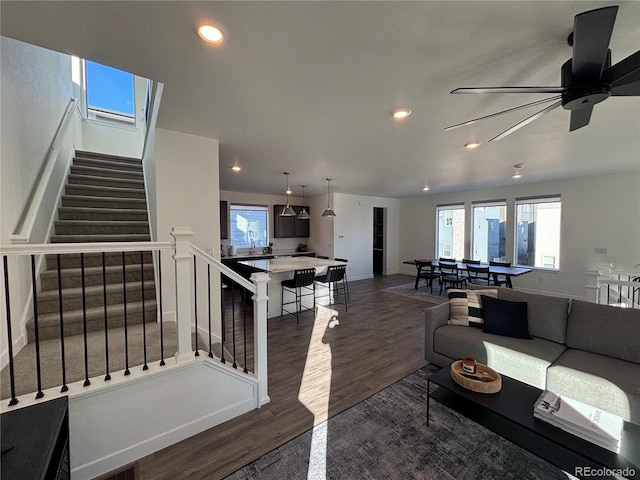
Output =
[{"x1": 238, "y1": 257, "x2": 347, "y2": 318}]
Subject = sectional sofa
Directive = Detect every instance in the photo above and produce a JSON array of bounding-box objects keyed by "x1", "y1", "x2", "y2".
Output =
[{"x1": 424, "y1": 287, "x2": 640, "y2": 426}]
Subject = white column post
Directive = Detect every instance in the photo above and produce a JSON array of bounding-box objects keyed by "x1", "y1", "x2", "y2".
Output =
[
  {"x1": 172, "y1": 227, "x2": 194, "y2": 356},
  {"x1": 251, "y1": 271, "x2": 271, "y2": 406}
]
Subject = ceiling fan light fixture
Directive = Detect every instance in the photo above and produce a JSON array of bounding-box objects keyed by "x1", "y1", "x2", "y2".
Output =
[
  {"x1": 322, "y1": 178, "x2": 336, "y2": 217},
  {"x1": 197, "y1": 24, "x2": 225, "y2": 44},
  {"x1": 391, "y1": 108, "x2": 411, "y2": 120}
]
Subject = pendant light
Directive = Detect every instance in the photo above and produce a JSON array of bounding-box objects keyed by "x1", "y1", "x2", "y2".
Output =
[
  {"x1": 298, "y1": 185, "x2": 310, "y2": 219},
  {"x1": 322, "y1": 178, "x2": 336, "y2": 217},
  {"x1": 279, "y1": 172, "x2": 296, "y2": 216}
]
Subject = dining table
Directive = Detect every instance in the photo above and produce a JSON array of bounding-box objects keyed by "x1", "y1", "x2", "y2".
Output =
[{"x1": 403, "y1": 259, "x2": 532, "y2": 288}]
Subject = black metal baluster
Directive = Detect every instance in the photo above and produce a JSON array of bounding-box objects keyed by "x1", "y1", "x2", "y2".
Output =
[
  {"x1": 193, "y1": 256, "x2": 199, "y2": 357},
  {"x1": 122, "y1": 252, "x2": 130, "y2": 375},
  {"x1": 56, "y1": 254, "x2": 68, "y2": 392},
  {"x1": 231, "y1": 283, "x2": 237, "y2": 369},
  {"x1": 30, "y1": 256, "x2": 44, "y2": 399},
  {"x1": 220, "y1": 275, "x2": 226, "y2": 364},
  {"x1": 207, "y1": 264, "x2": 213, "y2": 358},
  {"x1": 102, "y1": 252, "x2": 111, "y2": 381},
  {"x1": 242, "y1": 291, "x2": 248, "y2": 374},
  {"x1": 4, "y1": 256, "x2": 18, "y2": 406},
  {"x1": 158, "y1": 251, "x2": 165, "y2": 366},
  {"x1": 80, "y1": 253, "x2": 90, "y2": 387},
  {"x1": 141, "y1": 251, "x2": 148, "y2": 370}
]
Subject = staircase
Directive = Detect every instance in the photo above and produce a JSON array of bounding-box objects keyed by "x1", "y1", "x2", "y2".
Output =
[{"x1": 26, "y1": 151, "x2": 156, "y2": 343}]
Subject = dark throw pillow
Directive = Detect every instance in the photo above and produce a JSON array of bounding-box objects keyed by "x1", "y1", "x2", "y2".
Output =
[{"x1": 481, "y1": 295, "x2": 532, "y2": 339}]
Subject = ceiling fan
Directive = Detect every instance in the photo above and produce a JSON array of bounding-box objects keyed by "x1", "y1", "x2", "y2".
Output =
[{"x1": 445, "y1": 5, "x2": 640, "y2": 142}]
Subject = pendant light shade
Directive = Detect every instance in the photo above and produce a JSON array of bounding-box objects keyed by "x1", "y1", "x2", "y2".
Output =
[
  {"x1": 322, "y1": 178, "x2": 336, "y2": 217},
  {"x1": 280, "y1": 172, "x2": 296, "y2": 216},
  {"x1": 298, "y1": 185, "x2": 310, "y2": 219}
]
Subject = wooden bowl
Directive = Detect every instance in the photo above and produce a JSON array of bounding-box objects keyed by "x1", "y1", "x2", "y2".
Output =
[{"x1": 450, "y1": 360, "x2": 502, "y2": 394}]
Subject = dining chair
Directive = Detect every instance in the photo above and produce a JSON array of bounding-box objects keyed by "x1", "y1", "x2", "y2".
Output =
[
  {"x1": 334, "y1": 258, "x2": 350, "y2": 299},
  {"x1": 439, "y1": 261, "x2": 467, "y2": 294},
  {"x1": 281, "y1": 268, "x2": 316, "y2": 323},
  {"x1": 414, "y1": 260, "x2": 440, "y2": 293},
  {"x1": 489, "y1": 260, "x2": 512, "y2": 288},
  {"x1": 462, "y1": 258, "x2": 481, "y2": 264},
  {"x1": 439, "y1": 257, "x2": 456, "y2": 262},
  {"x1": 315, "y1": 264, "x2": 348, "y2": 311},
  {"x1": 466, "y1": 264, "x2": 491, "y2": 286}
]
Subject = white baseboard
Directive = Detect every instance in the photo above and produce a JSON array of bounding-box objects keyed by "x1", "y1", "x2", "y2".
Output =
[{"x1": 0, "y1": 333, "x2": 27, "y2": 372}]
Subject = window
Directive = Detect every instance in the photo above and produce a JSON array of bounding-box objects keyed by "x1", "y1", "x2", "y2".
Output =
[
  {"x1": 85, "y1": 60, "x2": 135, "y2": 125},
  {"x1": 472, "y1": 200, "x2": 507, "y2": 262},
  {"x1": 515, "y1": 196, "x2": 561, "y2": 269},
  {"x1": 436, "y1": 204, "x2": 465, "y2": 260},
  {"x1": 229, "y1": 204, "x2": 269, "y2": 248}
]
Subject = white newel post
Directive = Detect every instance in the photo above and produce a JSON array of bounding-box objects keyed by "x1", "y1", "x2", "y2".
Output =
[
  {"x1": 251, "y1": 272, "x2": 271, "y2": 406},
  {"x1": 172, "y1": 227, "x2": 194, "y2": 356}
]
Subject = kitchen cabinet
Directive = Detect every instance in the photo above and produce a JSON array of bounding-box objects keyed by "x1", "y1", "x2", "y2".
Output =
[
  {"x1": 273, "y1": 205, "x2": 310, "y2": 238},
  {"x1": 220, "y1": 201, "x2": 228, "y2": 239}
]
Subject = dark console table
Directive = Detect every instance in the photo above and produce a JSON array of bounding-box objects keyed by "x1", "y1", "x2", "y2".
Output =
[
  {"x1": 1, "y1": 397, "x2": 70, "y2": 480},
  {"x1": 427, "y1": 366, "x2": 639, "y2": 480}
]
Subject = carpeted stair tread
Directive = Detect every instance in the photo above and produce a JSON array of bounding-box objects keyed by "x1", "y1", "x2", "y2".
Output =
[
  {"x1": 70, "y1": 164, "x2": 143, "y2": 181},
  {"x1": 26, "y1": 299, "x2": 158, "y2": 342},
  {"x1": 51, "y1": 233, "x2": 151, "y2": 243},
  {"x1": 39, "y1": 263, "x2": 154, "y2": 290},
  {"x1": 75, "y1": 150, "x2": 142, "y2": 164},
  {"x1": 37, "y1": 281, "x2": 156, "y2": 314},
  {"x1": 73, "y1": 157, "x2": 143, "y2": 172},
  {"x1": 54, "y1": 220, "x2": 150, "y2": 236},
  {"x1": 65, "y1": 183, "x2": 146, "y2": 199},
  {"x1": 45, "y1": 251, "x2": 153, "y2": 269},
  {"x1": 67, "y1": 173, "x2": 144, "y2": 190},
  {"x1": 58, "y1": 207, "x2": 149, "y2": 221},
  {"x1": 61, "y1": 194, "x2": 147, "y2": 209}
]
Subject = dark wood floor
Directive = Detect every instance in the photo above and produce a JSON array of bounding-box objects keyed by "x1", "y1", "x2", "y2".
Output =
[{"x1": 136, "y1": 274, "x2": 445, "y2": 480}]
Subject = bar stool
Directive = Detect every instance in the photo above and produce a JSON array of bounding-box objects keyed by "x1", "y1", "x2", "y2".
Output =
[
  {"x1": 281, "y1": 268, "x2": 316, "y2": 323},
  {"x1": 315, "y1": 265, "x2": 348, "y2": 311},
  {"x1": 333, "y1": 258, "x2": 350, "y2": 299}
]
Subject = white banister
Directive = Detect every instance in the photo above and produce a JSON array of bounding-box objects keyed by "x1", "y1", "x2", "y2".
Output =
[
  {"x1": 251, "y1": 271, "x2": 270, "y2": 406},
  {"x1": 171, "y1": 227, "x2": 195, "y2": 355},
  {"x1": 11, "y1": 97, "x2": 78, "y2": 244}
]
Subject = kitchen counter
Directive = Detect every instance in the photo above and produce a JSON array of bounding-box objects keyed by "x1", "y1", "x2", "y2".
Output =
[
  {"x1": 238, "y1": 256, "x2": 345, "y2": 274},
  {"x1": 222, "y1": 250, "x2": 315, "y2": 261}
]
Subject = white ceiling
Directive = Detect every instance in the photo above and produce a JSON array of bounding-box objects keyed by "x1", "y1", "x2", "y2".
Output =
[{"x1": 2, "y1": 1, "x2": 639, "y2": 198}]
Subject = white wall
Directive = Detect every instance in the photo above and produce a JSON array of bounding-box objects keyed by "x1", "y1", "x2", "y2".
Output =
[
  {"x1": 220, "y1": 190, "x2": 315, "y2": 255},
  {"x1": 155, "y1": 129, "x2": 221, "y2": 330},
  {"x1": 1, "y1": 36, "x2": 77, "y2": 367},
  {"x1": 332, "y1": 193, "x2": 401, "y2": 282},
  {"x1": 399, "y1": 171, "x2": 640, "y2": 299}
]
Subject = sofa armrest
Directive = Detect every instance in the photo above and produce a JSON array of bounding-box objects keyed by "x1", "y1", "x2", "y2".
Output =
[{"x1": 424, "y1": 302, "x2": 449, "y2": 362}]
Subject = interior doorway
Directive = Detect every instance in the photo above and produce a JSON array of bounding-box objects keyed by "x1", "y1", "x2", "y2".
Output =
[{"x1": 373, "y1": 207, "x2": 384, "y2": 275}]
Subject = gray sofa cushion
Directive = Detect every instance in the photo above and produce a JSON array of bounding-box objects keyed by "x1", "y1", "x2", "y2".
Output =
[
  {"x1": 494, "y1": 288, "x2": 569, "y2": 344},
  {"x1": 433, "y1": 324, "x2": 566, "y2": 389},
  {"x1": 566, "y1": 300, "x2": 640, "y2": 364},
  {"x1": 547, "y1": 349, "x2": 640, "y2": 425}
]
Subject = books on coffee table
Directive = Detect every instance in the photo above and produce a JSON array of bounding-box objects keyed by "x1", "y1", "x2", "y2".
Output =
[{"x1": 533, "y1": 390, "x2": 623, "y2": 453}]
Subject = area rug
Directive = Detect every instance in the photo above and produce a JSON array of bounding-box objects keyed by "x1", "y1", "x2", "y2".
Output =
[
  {"x1": 224, "y1": 365, "x2": 567, "y2": 480},
  {"x1": 383, "y1": 282, "x2": 448, "y2": 305}
]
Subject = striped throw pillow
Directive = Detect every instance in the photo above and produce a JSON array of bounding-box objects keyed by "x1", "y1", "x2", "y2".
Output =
[{"x1": 447, "y1": 288, "x2": 498, "y2": 327}]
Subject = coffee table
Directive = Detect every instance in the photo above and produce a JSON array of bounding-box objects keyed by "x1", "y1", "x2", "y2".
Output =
[{"x1": 427, "y1": 365, "x2": 639, "y2": 479}]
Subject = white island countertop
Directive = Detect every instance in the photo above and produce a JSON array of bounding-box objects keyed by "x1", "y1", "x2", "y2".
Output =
[{"x1": 238, "y1": 256, "x2": 346, "y2": 274}]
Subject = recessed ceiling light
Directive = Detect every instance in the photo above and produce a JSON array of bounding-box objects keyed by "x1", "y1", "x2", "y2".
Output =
[
  {"x1": 231, "y1": 165, "x2": 241, "y2": 172},
  {"x1": 464, "y1": 142, "x2": 481, "y2": 149},
  {"x1": 392, "y1": 108, "x2": 411, "y2": 120},
  {"x1": 512, "y1": 163, "x2": 524, "y2": 178},
  {"x1": 197, "y1": 24, "x2": 224, "y2": 44},
  {"x1": 422, "y1": 185, "x2": 430, "y2": 191}
]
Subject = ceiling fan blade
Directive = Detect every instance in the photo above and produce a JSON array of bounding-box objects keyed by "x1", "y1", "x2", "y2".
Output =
[
  {"x1": 604, "y1": 50, "x2": 640, "y2": 94},
  {"x1": 444, "y1": 96, "x2": 562, "y2": 131},
  {"x1": 569, "y1": 106, "x2": 594, "y2": 131},
  {"x1": 611, "y1": 78, "x2": 640, "y2": 96},
  {"x1": 488, "y1": 100, "x2": 562, "y2": 142},
  {"x1": 451, "y1": 87, "x2": 565, "y2": 94},
  {"x1": 572, "y1": 6, "x2": 618, "y2": 82}
]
